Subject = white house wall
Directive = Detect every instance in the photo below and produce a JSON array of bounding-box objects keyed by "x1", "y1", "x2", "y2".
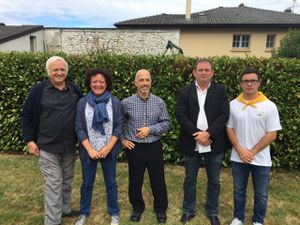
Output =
[
  {"x1": 0, "y1": 30, "x2": 44, "y2": 52},
  {"x1": 44, "y1": 29, "x2": 180, "y2": 55}
]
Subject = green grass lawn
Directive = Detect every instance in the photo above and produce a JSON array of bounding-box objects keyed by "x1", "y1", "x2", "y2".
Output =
[{"x1": 0, "y1": 154, "x2": 299, "y2": 225}]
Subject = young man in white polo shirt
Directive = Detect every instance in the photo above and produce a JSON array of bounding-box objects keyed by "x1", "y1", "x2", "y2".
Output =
[{"x1": 227, "y1": 67, "x2": 282, "y2": 225}]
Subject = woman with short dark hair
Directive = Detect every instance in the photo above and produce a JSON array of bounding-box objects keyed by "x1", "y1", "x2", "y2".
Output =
[{"x1": 75, "y1": 68, "x2": 122, "y2": 225}]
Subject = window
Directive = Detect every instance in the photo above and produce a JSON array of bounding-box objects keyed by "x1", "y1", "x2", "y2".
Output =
[
  {"x1": 30, "y1": 36, "x2": 37, "y2": 52},
  {"x1": 232, "y1": 34, "x2": 250, "y2": 48},
  {"x1": 266, "y1": 34, "x2": 276, "y2": 48}
]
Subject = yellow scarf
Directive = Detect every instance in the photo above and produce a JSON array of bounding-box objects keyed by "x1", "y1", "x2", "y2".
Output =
[{"x1": 237, "y1": 91, "x2": 268, "y2": 110}]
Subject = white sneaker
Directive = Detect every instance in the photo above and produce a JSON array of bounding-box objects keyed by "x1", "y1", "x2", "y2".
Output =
[
  {"x1": 111, "y1": 215, "x2": 120, "y2": 225},
  {"x1": 230, "y1": 218, "x2": 243, "y2": 225},
  {"x1": 75, "y1": 215, "x2": 87, "y2": 225},
  {"x1": 253, "y1": 223, "x2": 263, "y2": 225}
]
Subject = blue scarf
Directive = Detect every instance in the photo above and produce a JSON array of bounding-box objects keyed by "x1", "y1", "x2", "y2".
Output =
[{"x1": 86, "y1": 90, "x2": 111, "y2": 135}]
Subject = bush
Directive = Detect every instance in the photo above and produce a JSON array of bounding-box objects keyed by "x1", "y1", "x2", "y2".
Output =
[
  {"x1": 0, "y1": 52, "x2": 299, "y2": 168},
  {"x1": 273, "y1": 29, "x2": 300, "y2": 58}
]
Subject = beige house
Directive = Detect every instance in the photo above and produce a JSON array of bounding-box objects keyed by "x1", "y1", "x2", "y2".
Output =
[
  {"x1": 115, "y1": 3, "x2": 300, "y2": 58},
  {"x1": 179, "y1": 28, "x2": 288, "y2": 57}
]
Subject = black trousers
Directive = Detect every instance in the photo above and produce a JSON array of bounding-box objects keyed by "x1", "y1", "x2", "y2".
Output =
[{"x1": 127, "y1": 140, "x2": 168, "y2": 214}]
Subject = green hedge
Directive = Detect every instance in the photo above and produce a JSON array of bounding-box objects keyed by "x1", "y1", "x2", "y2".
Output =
[{"x1": 0, "y1": 52, "x2": 299, "y2": 168}]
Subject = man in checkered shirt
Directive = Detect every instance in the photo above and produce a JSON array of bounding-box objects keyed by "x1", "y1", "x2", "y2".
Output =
[{"x1": 121, "y1": 69, "x2": 170, "y2": 224}]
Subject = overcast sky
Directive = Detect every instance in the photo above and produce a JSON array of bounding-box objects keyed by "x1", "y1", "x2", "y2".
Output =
[{"x1": 1, "y1": 0, "x2": 299, "y2": 28}]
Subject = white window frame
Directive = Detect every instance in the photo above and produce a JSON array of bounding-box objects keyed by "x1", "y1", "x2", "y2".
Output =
[
  {"x1": 232, "y1": 34, "x2": 251, "y2": 48},
  {"x1": 30, "y1": 36, "x2": 37, "y2": 52},
  {"x1": 266, "y1": 34, "x2": 276, "y2": 49}
]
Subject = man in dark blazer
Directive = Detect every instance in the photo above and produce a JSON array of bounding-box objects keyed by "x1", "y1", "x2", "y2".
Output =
[
  {"x1": 176, "y1": 59, "x2": 230, "y2": 225},
  {"x1": 21, "y1": 56, "x2": 82, "y2": 225}
]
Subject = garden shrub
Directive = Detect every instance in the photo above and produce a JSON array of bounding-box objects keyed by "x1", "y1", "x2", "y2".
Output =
[{"x1": 0, "y1": 52, "x2": 299, "y2": 168}]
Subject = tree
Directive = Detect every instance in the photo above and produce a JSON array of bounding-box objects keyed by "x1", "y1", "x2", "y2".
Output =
[{"x1": 273, "y1": 29, "x2": 300, "y2": 58}]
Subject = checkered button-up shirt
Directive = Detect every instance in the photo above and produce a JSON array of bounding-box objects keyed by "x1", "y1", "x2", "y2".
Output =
[{"x1": 121, "y1": 93, "x2": 170, "y2": 143}]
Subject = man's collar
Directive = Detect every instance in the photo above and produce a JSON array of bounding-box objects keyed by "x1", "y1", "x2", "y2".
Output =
[
  {"x1": 136, "y1": 92, "x2": 151, "y2": 101},
  {"x1": 195, "y1": 81, "x2": 210, "y2": 92},
  {"x1": 46, "y1": 79, "x2": 69, "y2": 91}
]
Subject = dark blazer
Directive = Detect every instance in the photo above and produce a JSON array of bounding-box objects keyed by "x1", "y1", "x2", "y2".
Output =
[
  {"x1": 20, "y1": 80, "x2": 82, "y2": 143},
  {"x1": 176, "y1": 82, "x2": 230, "y2": 156}
]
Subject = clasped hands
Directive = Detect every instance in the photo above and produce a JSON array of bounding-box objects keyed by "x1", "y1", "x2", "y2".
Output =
[
  {"x1": 193, "y1": 131, "x2": 212, "y2": 146},
  {"x1": 238, "y1": 148, "x2": 255, "y2": 164},
  {"x1": 88, "y1": 146, "x2": 110, "y2": 160}
]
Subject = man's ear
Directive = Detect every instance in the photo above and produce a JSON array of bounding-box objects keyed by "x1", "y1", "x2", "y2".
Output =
[
  {"x1": 134, "y1": 79, "x2": 137, "y2": 87},
  {"x1": 192, "y1": 69, "x2": 196, "y2": 78}
]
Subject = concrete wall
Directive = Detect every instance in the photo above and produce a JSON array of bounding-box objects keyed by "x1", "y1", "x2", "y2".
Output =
[
  {"x1": 180, "y1": 28, "x2": 288, "y2": 58},
  {"x1": 44, "y1": 28, "x2": 180, "y2": 55},
  {"x1": 0, "y1": 30, "x2": 44, "y2": 52}
]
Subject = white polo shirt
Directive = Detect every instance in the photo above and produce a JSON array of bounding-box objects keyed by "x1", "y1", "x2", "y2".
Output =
[{"x1": 227, "y1": 98, "x2": 282, "y2": 166}]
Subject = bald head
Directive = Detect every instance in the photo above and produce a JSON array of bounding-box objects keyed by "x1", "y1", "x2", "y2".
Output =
[
  {"x1": 135, "y1": 69, "x2": 152, "y2": 81},
  {"x1": 134, "y1": 69, "x2": 152, "y2": 99}
]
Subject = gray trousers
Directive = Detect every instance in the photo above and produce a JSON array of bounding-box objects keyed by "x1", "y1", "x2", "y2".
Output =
[{"x1": 39, "y1": 150, "x2": 76, "y2": 225}]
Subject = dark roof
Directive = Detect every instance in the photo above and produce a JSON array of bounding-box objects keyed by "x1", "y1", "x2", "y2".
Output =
[
  {"x1": 114, "y1": 6, "x2": 300, "y2": 28},
  {"x1": 0, "y1": 24, "x2": 43, "y2": 44},
  {"x1": 44, "y1": 27, "x2": 116, "y2": 30}
]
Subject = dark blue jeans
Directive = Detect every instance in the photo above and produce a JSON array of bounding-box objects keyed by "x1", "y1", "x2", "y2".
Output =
[
  {"x1": 79, "y1": 154, "x2": 119, "y2": 216},
  {"x1": 231, "y1": 162, "x2": 270, "y2": 224},
  {"x1": 183, "y1": 153, "x2": 224, "y2": 216}
]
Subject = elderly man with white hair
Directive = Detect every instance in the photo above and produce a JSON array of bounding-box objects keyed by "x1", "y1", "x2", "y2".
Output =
[{"x1": 21, "y1": 56, "x2": 82, "y2": 225}]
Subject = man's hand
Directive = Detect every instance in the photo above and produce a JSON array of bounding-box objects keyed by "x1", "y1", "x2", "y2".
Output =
[
  {"x1": 135, "y1": 127, "x2": 150, "y2": 139},
  {"x1": 193, "y1": 131, "x2": 212, "y2": 146},
  {"x1": 122, "y1": 139, "x2": 135, "y2": 150},
  {"x1": 27, "y1": 141, "x2": 40, "y2": 156},
  {"x1": 238, "y1": 148, "x2": 255, "y2": 164}
]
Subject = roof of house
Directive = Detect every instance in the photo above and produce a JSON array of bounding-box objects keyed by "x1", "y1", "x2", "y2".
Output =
[
  {"x1": 114, "y1": 5, "x2": 300, "y2": 28},
  {"x1": 0, "y1": 24, "x2": 43, "y2": 44},
  {"x1": 44, "y1": 27, "x2": 116, "y2": 30}
]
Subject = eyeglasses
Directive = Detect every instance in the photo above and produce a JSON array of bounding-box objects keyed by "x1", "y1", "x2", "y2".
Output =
[{"x1": 241, "y1": 79, "x2": 259, "y2": 84}]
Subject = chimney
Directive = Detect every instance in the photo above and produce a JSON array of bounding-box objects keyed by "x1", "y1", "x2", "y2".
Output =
[{"x1": 186, "y1": 0, "x2": 191, "y2": 19}]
